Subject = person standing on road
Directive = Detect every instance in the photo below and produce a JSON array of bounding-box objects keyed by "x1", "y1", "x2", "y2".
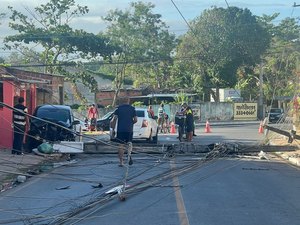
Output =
[
  {"x1": 182, "y1": 103, "x2": 194, "y2": 142},
  {"x1": 175, "y1": 103, "x2": 186, "y2": 141},
  {"x1": 147, "y1": 105, "x2": 155, "y2": 119},
  {"x1": 12, "y1": 97, "x2": 28, "y2": 155},
  {"x1": 88, "y1": 104, "x2": 98, "y2": 131},
  {"x1": 157, "y1": 103, "x2": 165, "y2": 133},
  {"x1": 110, "y1": 97, "x2": 137, "y2": 166}
]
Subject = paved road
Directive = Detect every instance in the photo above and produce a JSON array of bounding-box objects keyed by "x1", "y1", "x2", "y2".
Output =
[
  {"x1": 0, "y1": 124, "x2": 299, "y2": 225},
  {"x1": 88, "y1": 123, "x2": 265, "y2": 146}
]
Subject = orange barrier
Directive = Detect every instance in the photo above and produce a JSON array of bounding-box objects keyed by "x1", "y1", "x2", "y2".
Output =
[
  {"x1": 205, "y1": 120, "x2": 211, "y2": 133},
  {"x1": 170, "y1": 122, "x2": 176, "y2": 134}
]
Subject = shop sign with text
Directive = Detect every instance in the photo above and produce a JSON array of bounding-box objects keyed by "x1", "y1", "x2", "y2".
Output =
[{"x1": 234, "y1": 103, "x2": 257, "y2": 120}]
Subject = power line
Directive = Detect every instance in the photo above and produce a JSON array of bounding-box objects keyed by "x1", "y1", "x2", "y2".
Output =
[
  {"x1": 293, "y1": 2, "x2": 300, "y2": 7},
  {"x1": 225, "y1": 0, "x2": 230, "y2": 8},
  {"x1": 170, "y1": 0, "x2": 197, "y2": 37}
]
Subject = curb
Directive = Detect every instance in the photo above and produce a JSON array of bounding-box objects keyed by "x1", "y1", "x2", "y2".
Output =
[
  {"x1": 195, "y1": 120, "x2": 260, "y2": 127},
  {"x1": 276, "y1": 152, "x2": 300, "y2": 167},
  {"x1": 288, "y1": 157, "x2": 300, "y2": 166}
]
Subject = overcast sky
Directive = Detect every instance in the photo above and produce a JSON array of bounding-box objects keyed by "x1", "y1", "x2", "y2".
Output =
[{"x1": 0, "y1": 0, "x2": 298, "y2": 56}]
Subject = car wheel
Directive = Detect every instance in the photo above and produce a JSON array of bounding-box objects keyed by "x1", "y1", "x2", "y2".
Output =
[
  {"x1": 147, "y1": 130, "x2": 153, "y2": 143},
  {"x1": 152, "y1": 130, "x2": 158, "y2": 144}
]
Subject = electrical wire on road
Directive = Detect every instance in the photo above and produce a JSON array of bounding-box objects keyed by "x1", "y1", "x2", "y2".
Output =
[
  {"x1": 45, "y1": 144, "x2": 245, "y2": 225},
  {"x1": 0, "y1": 102, "x2": 296, "y2": 224}
]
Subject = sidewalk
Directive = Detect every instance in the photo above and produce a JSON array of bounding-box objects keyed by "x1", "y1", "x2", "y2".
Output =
[
  {"x1": 269, "y1": 138, "x2": 300, "y2": 167},
  {"x1": 0, "y1": 148, "x2": 63, "y2": 192},
  {"x1": 195, "y1": 120, "x2": 260, "y2": 127},
  {"x1": 279, "y1": 150, "x2": 300, "y2": 166}
]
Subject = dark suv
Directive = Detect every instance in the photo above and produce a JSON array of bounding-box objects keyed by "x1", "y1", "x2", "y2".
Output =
[
  {"x1": 96, "y1": 111, "x2": 115, "y2": 131},
  {"x1": 267, "y1": 108, "x2": 284, "y2": 123},
  {"x1": 26, "y1": 105, "x2": 79, "y2": 151}
]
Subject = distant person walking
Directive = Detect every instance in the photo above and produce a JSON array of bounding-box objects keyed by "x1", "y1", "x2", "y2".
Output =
[
  {"x1": 147, "y1": 105, "x2": 155, "y2": 119},
  {"x1": 110, "y1": 97, "x2": 137, "y2": 166},
  {"x1": 182, "y1": 103, "x2": 194, "y2": 142},
  {"x1": 175, "y1": 103, "x2": 186, "y2": 141},
  {"x1": 12, "y1": 97, "x2": 28, "y2": 155},
  {"x1": 88, "y1": 104, "x2": 98, "y2": 131},
  {"x1": 157, "y1": 103, "x2": 165, "y2": 133}
]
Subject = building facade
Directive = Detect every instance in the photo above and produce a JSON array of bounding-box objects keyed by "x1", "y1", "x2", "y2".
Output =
[{"x1": 0, "y1": 66, "x2": 64, "y2": 149}]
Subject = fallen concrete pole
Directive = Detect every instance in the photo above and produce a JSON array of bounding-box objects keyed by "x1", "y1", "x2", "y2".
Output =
[
  {"x1": 264, "y1": 125, "x2": 300, "y2": 143},
  {"x1": 83, "y1": 142, "x2": 298, "y2": 154}
]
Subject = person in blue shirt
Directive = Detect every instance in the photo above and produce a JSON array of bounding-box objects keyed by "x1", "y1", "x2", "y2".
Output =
[{"x1": 110, "y1": 97, "x2": 137, "y2": 166}]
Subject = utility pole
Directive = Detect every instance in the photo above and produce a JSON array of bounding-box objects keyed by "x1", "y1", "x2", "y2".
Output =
[
  {"x1": 294, "y1": 57, "x2": 300, "y2": 132},
  {"x1": 292, "y1": 2, "x2": 300, "y2": 131},
  {"x1": 293, "y1": 2, "x2": 300, "y2": 7},
  {"x1": 258, "y1": 62, "x2": 264, "y2": 120}
]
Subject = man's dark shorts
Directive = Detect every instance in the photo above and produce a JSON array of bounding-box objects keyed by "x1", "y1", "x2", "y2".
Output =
[
  {"x1": 114, "y1": 132, "x2": 133, "y2": 143},
  {"x1": 186, "y1": 121, "x2": 194, "y2": 133}
]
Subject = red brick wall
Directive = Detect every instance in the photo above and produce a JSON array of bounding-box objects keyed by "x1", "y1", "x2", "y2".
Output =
[
  {"x1": 0, "y1": 82, "x2": 16, "y2": 149},
  {"x1": 96, "y1": 89, "x2": 142, "y2": 106}
]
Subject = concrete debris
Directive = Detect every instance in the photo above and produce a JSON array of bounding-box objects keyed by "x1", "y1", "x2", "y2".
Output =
[
  {"x1": 105, "y1": 185, "x2": 129, "y2": 195},
  {"x1": 258, "y1": 151, "x2": 269, "y2": 160},
  {"x1": 53, "y1": 141, "x2": 84, "y2": 153},
  {"x1": 16, "y1": 175, "x2": 27, "y2": 183}
]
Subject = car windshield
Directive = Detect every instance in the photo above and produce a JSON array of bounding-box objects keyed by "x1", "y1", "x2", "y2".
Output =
[
  {"x1": 136, "y1": 110, "x2": 145, "y2": 117},
  {"x1": 270, "y1": 109, "x2": 282, "y2": 113},
  {"x1": 35, "y1": 108, "x2": 70, "y2": 123},
  {"x1": 101, "y1": 112, "x2": 113, "y2": 120}
]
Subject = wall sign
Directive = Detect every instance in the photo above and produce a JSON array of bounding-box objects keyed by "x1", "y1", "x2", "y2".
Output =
[{"x1": 234, "y1": 103, "x2": 257, "y2": 120}]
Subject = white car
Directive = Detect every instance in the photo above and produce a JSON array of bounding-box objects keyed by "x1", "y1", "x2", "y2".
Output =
[{"x1": 110, "y1": 107, "x2": 158, "y2": 143}]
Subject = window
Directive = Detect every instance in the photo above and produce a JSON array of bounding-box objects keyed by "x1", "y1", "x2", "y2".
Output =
[{"x1": 136, "y1": 110, "x2": 145, "y2": 117}]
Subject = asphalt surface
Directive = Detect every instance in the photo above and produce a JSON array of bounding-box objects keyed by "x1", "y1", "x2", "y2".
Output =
[
  {"x1": 0, "y1": 154, "x2": 299, "y2": 225},
  {"x1": 0, "y1": 121, "x2": 299, "y2": 225},
  {"x1": 1, "y1": 121, "x2": 299, "y2": 192}
]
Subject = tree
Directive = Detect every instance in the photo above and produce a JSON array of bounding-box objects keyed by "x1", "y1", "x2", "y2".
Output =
[
  {"x1": 0, "y1": 12, "x2": 5, "y2": 23},
  {"x1": 176, "y1": 6, "x2": 270, "y2": 102},
  {"x1": 101, "y1": 1, "x2": 177, "y2": 106},
  {"x1": 4, "y1": 0, "x2": 118, "y2": 94},
  {"x1": 258, "y1": 16, "x2": 300, "y2": 105}
]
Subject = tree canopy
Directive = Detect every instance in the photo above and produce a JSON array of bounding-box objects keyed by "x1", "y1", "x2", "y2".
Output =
[
  {"x1": 259, "y1": 15, "x2": 300, "y2": 104},
  {"x1": 2, "y1": 1, "x2": 298, "y2": 107},
  {"x1": 4, "y1": 0, "x2": 119, "y2": 94},
  {"x1": 100, "y1": 1, "x2": 177, "y2": 106},
  {"x1": 176, "y1": 6, "x2": 270, "y2": 101}
]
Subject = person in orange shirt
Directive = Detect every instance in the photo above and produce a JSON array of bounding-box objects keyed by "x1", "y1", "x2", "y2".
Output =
[{"x1": 88, "y1": 104, "x2": 98, "y2": 131}]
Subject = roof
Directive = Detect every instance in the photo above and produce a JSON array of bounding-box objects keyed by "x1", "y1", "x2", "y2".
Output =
[
  {"x1": 0, "y1": 66, "x2": 63, "y2": 84},
  {"x1": 36, "y1": 104, "x2": 71, "y2": 111},
  {"x1": 129, "y1": 93, "x2": 196, "y2": 99}
]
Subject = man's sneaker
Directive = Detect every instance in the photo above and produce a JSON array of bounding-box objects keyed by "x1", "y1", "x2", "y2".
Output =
[{"x1": 128, "y1": 156, "x2": 133, "y2": 165}]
